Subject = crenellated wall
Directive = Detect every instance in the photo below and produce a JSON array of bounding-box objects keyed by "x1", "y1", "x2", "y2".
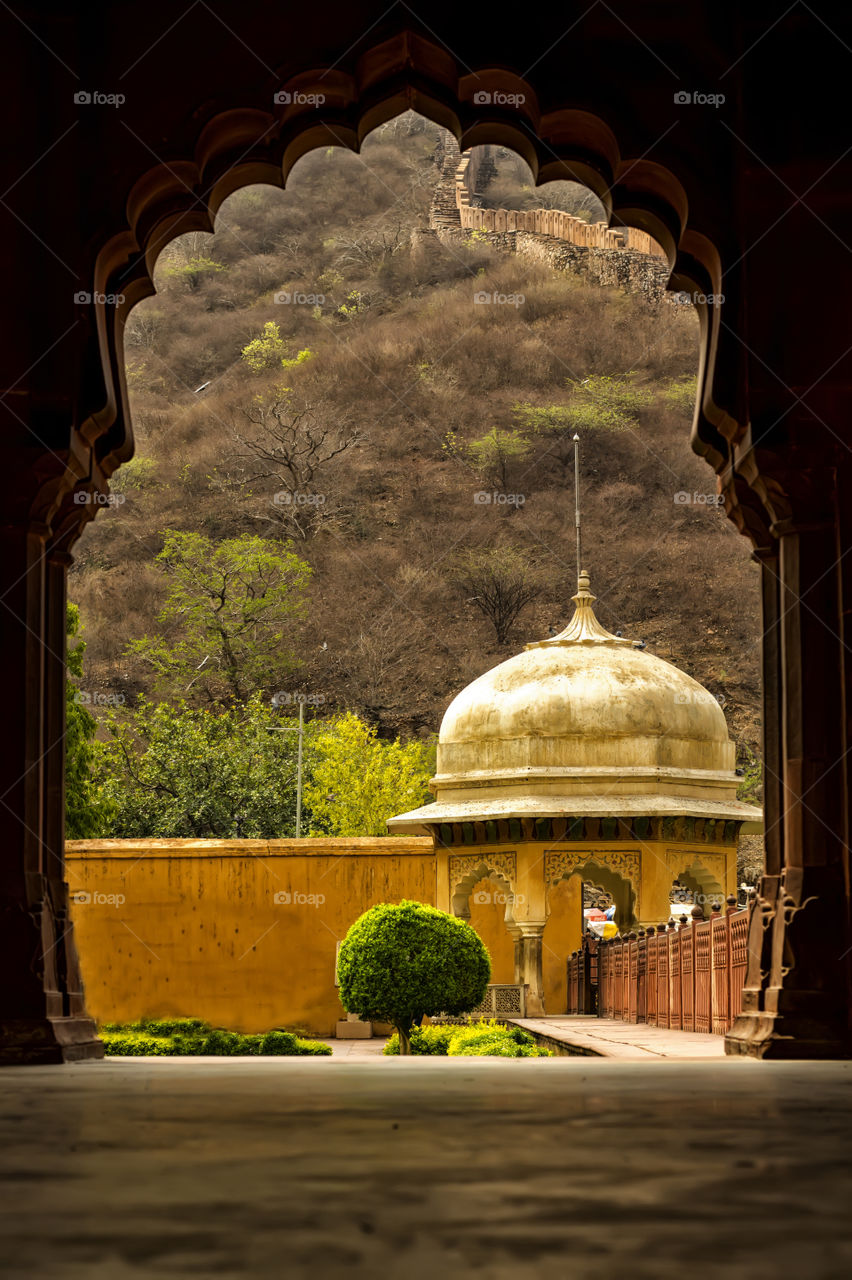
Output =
[
  {"x1": 429, "y1": 145, "x2": 671, "y2": 303},
  {"x1": 456, "y1": 150, "x2": 667, "y2": 254}
]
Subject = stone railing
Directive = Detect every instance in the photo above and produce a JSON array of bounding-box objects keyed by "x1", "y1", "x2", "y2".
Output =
[
  {"x1": 438, "y1": 983, "x2": 527, "y2": 1022},
  {"x1": 567, "y1": 897, "x2": 753, "y2": 1034}
]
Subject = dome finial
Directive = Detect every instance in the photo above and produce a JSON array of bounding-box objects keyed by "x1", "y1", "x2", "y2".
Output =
[{"x1": 527, "y1": 569, "x2": 641, "y2": 649}]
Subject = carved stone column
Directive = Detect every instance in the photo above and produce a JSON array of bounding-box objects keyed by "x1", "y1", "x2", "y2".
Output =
[
  {"x1": 506, "y1": 924, "x2": 523, "y2": 985},
  {"x1": 517, "y1": 922, "x2": 546, "y2": 1016},
  {"x1": 727, "y1": 511, "x2": 852, "y2": 1057},
  {"x1": 0, "y1": 526, "x2": 102, "y2": 1063}
]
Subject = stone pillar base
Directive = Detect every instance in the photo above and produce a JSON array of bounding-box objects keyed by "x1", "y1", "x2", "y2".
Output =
[
  {"x1": 726, "y1": 1004, "x2": 852, "y2": 1060},
  {"x1": 0, "y1": 1016, "x2": 104, "y2": 1065},
  {"x1": 335, "y1": 1014, "x2": 372, "y2": 1039}
]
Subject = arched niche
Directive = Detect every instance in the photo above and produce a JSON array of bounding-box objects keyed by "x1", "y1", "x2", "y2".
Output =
[
  {"x1": 450, "y1": 858, "x2": 517, "y2": 927},
  {"x1": 547, "y1": 856, "x2": 637, "y2": 932},
  {"x1": 466, "y1": 877, "x2": 516, "y2": 985},
  {"x1": 671, "y1": 864, "x2": 725, "y2": 915}
]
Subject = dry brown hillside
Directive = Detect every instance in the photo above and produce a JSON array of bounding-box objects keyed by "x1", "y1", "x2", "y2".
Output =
[{"x1": 70, "y1": 114, "x2": 762, "y2": 781}]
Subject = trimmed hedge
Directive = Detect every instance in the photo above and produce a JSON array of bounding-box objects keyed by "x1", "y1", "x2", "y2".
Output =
[
  {"x1": 99, "y1": 1017, "x2": 332, "y2": 1056},
  {"x1": 337, "y1": 900, "x2": 491, "y2": 1047},
  {"x1": 383, "y1": 1020, "x2": 552, "y2": 1058}
]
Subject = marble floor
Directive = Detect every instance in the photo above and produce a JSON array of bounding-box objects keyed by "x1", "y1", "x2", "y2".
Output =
[{"x1": 1, "y1": 1057, "x2": 850, "y2": 1279}]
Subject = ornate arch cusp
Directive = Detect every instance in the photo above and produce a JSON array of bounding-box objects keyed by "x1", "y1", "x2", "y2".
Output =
[
  {"x1": 449, "y1": 852, "x2": 517, "y2": 897},
  {"x1": 448, "y1": 852, "x2": 518, "y2": 921},
  {"x1": 665, "y1": 855, "x2": 721, "y2": 885},
  {"x1": 666, "y1": 850, "x2": 727, "y2": 895},
  {"x1": 545, "y1": 850, "x2": 640, "y2": 897}
]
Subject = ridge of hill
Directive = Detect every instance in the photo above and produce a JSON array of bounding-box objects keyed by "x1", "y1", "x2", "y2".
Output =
[{"x1": 70, "y1": 115, "x2": 762, "y2": 788}]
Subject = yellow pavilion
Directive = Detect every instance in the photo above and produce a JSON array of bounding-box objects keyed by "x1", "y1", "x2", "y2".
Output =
[{"x1": 389, "y1": 572, "x2": 762, "y2": 1013}]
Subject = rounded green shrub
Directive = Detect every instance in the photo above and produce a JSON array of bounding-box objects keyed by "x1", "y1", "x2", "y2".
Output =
[{"x1": 338, "y1": 900, "x2": 491, "y2": 1054}]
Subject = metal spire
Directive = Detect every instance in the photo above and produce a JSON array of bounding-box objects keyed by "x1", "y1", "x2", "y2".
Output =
[{"x1": 573, "y1": 433, "x2": 582, "y2": 587}]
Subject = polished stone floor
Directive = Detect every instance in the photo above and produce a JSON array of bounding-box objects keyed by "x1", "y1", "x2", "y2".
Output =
[{"x1": 1, "y1": 1058, "x2": 851, "y2": 1279}]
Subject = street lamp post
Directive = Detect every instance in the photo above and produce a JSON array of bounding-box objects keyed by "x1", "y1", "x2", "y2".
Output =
[{"x1": 267, "y1": 697, "x2": 305, "y2": 838}]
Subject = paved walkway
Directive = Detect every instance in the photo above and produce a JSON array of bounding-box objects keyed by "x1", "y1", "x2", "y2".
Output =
[
  {"x1": 509, "y1": 1015, "x2": 727, "y2": 1059},
  {"x1": 325, "y1": 1036, "x2": 388, "y2": 1058},
  {"x1": 2, "y1": 1057, "x2": 851, "y2": 1278}
]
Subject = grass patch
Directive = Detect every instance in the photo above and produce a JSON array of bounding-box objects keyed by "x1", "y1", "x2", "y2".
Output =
[{"x1": 99, "y1": 1017, "x2": 332, "y2": 1056}]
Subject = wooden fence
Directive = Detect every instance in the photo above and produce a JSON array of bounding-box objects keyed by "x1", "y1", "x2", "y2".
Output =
[{"x1": 566, "y1": 897, "x2": 752, "y2": 1035}]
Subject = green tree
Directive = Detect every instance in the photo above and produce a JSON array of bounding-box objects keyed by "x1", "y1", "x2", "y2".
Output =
[
  {"x1": 65, "y1": 604, "x2": 114, "y2": 837},
  {"x1": 128, "y1": 532, "x2": 312, "y2": 703},
  {"x1": 512, "y1": 402, "x2": 575, "y2": 434},
  {"x1": 515, "y1": 374, "x2": 653, "y2": 437},
  {"x1": 564, "y1": 373, "x2": 652, "y2": 432},
  {"x1": 96, "y1": 694, "x2": 313, "y2": 837},
  {"x1": 304, "y1": 711, "x2": 434, "y2": 836},
  {"x1": 337, "y1": 900, "x2": 491, "y2": 1054}
]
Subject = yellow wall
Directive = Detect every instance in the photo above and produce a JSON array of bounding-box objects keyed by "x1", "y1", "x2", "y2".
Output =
[
  {"x1": 67, "y1": 838, "x2": 436, "y2": 1036},
  {"x1": 543, "y1": 877, "x2": 583, "y2": 1013}
]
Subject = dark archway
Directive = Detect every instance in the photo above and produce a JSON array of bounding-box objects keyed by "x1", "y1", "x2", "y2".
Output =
[{"x1": 2, "y1": 5, "x2": 851, "y2": 1061}]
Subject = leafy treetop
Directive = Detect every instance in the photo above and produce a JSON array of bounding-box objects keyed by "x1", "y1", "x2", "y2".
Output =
[
  {"x1": 337, "y1": 900, "x2": 491, "y2": 1053},
  {"x1": 127, "y1": 531, "x2": 312, "y2": 704},
  {"x1": 96, "y1": 693, "x2": 312, "y2": 838},
  {"x1": 304, "y1": 710, "x2": 435, "y2": 837}
]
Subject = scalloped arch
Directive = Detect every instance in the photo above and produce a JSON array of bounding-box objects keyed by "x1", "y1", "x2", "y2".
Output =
[
  {"x1": 69, "y1": 32, "x2": 728, "y2": 538},
  {"x1": 450, "y1": 862, "x2": 517, "y2": 926},
  {"x1": 546, "y1": 856, "x2": 637, "y2": 926}
]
